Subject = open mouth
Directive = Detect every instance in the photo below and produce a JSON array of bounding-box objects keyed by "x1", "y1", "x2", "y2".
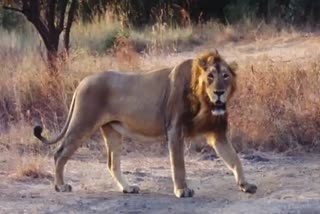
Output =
[{"x1": 211, "y1": 101, "x2": 226, "y2": 115}]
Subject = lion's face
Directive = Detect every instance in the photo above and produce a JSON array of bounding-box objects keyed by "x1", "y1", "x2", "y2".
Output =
[{"x1": 198, "y1": 52, "x2": 237, "y2": 116}]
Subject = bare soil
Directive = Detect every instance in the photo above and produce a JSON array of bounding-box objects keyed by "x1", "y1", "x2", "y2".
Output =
[
  {"x1": 144, "y1": 33, "x2": 320, "y2": 66},
  {"x1": 0, "y1": 149, "x2": 320, "y2": 214}
]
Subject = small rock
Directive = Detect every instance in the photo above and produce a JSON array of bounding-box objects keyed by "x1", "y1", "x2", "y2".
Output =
[
  {"x1": 201, "y1": 154, "x2": 218, "y2": 161},
  {"x1": 243, "y1": 154, "x2": 269, "y2": 162},
  {"x1": 135, "y1": 177, "x2": 144, "y2": 182},
  {"x1": 134, "y1": 171, "x2": 148, "y2": 177},
  {"x1": 30, "y1": 193, "x2": 41, "y2": 198}
]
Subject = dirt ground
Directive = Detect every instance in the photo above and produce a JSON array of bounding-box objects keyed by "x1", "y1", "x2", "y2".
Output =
[
  {"x1": 1, "y1": 34, "x2": 320, "y2": 214},
  {"x1": 0, "y1": 149, "x2": 320, "y2": 214},
  {"x1": 144, "y1": 32, "x2": 320, "y2": 67}
]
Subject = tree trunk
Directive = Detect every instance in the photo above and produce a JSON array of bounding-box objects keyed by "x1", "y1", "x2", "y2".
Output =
[
  {"x1": 3, "y1": 0, "x2": 78, "y2": 75},
  {"x1": 30, "y1": 20, "x2": 60, "y2": 74},
  {"x1": 64, "y1": 0, "x2": 78, "y2": 54},
  {"x1": 48, "y1": 33, "x2": 60, "y2": 75},
  {"x1": 46, "y1": 47, "x2": 59, "y2": 75}
]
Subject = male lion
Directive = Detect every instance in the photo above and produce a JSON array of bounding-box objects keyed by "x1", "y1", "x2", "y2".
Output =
[{"x1": 34, "y1": 50, "x2": 257, "y2": 198}]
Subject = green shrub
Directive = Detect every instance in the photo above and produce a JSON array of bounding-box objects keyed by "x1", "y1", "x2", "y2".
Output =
[
  {"x1": 103, "y1": 28, "x2": 129, "y2": 50},
  {"x1": 224, "y1": 0, "x2": 259, "y2": 23},
  {"x1": 0, "y1": 9, "x2": 27, "y2": 31}
]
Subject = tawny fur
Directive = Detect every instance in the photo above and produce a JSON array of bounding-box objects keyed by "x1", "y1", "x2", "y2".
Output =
[{"x1": 33, "y1": 50, "x2": 256, "y2": 198}]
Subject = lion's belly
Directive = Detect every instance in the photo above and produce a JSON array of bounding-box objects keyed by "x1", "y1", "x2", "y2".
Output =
[{"x1": 110, "y1": 122, "x2": 166, "y2": 142}]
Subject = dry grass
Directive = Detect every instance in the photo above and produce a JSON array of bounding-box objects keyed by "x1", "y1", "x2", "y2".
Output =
[
  {"x1": 230, "y1": 58, "x2": 320, "y2": 152},
  {"x1": 70, "y1": 14, "x2": 296, "y2": 55},
  {"x1": 8, "y1": 152, "x2": 53, "y2": 181},
  {"x1": 0, "y1": 121, "x2": 53, "y2": 179},
  {"x1": 0, "y1": 17, "x2": 319, "y2": 156}
]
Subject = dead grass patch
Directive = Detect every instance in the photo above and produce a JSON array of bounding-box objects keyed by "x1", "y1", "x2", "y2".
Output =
[
  {"x1": 229, "y1": 57, "x2": 320, "y2": 152},
  {"x1": 9, "y1": 154, "x2": 53, "y2": 181}
]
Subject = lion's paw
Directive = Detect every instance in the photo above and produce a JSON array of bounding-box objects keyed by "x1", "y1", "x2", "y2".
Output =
[
  {"x1": 239, "y1": 182, "x2": 257, "y2": 194},
  {"x1": 123, "y1": 185, "x2": 140, "y2": 194},
  {"x1": 174, "y1": 187, "x2": 194, "y2": 198},
  {"x1": 55, "y1": 184, "x2": 72, "y2": 192}
]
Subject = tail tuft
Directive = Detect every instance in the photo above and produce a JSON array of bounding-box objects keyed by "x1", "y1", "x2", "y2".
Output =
[{"x1": 33, "y1": 125, "x2": 43, "y2": 140}]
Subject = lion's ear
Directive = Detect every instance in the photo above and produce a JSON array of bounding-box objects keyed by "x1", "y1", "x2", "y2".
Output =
[
  {"x1": 198, "y1": 58, "x2": 207, "y2": 69},
  {"x1": 198, "y1": 56, "x2": 214, "y2": 70},
  {"x1": 206, "y1": 56, "x2": 214, "y2": 65},
  {"x1": 229, "y1": 61, "x2": 238, "y2": 72},
  {"x1": 213, "y1": 49, "x2": 219, "y2": 56}
]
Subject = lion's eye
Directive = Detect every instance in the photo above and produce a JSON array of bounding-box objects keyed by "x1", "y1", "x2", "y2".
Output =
[
  {"x1": 208, "y1": 73, "x2": 214, "y2": 79},
  {"x1": 223, "y1": 73, "x2": 229, "y2": 79}
]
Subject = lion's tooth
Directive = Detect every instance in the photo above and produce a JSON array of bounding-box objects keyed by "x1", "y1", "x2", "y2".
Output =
[{"x1": 211, "y1": 110, "x2": 225, "y2": 116}]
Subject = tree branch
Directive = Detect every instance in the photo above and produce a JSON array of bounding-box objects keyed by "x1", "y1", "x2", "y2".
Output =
[
  {"x1": 21, "y1": 0, "x2": 29, "y2": 12},
  {"x1": 57, "y1": 0, "x2": 69, "y2": 33},
  {"x1": 47, "y1": 0, "x2": 57, "y2": 32},
  {"x1": 29, "y1": 0, "x2": 41, "y2": 18},
  {"x1": 64, "y1": 0, "x2": 78, "y2": 52},
  {"x1": 3, "y1": 6, "x2": 24, "y2": 14}
]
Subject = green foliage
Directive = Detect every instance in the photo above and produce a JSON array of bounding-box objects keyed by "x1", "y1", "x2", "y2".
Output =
[
  {"x1": 224, "y1": 0, "x2": 259, "y2": 23},
  {"x1": 79, "y1": 0, "x2": 109, "y2": 22},
  {"x1": 284, "y1": 0, "x2": 320, "y2": 24},
  {"x1": 0, "y1": 8, "x2": 26, "y2": 31},
  {"x1": 2, "y1": 0, "x2": 320, "y2": 31},
  {"x1": 103, "y1": 27, "x2": 129, "y2": 50}
]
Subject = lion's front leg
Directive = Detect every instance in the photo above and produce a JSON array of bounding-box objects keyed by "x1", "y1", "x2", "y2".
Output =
[
  {"x1": 207, "y1": 133, "x2": 257, "y2": 194},
  {"x1": 101, "y1": 125, "x2": 139, "y2": 194},
  {"x1": 167, "y1": 128, "x2": 194, "y2": 198}
]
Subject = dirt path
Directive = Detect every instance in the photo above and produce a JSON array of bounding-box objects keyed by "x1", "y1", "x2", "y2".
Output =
[
  {"x1": 220, "y1": 34, "x2": 320, "y2": 62},
  {"x1": 0, "y1": 150, "x2": 319, "y2": 214},
  {"x1": 143, "y1": 33, "x2": 320, "y2": 69}
]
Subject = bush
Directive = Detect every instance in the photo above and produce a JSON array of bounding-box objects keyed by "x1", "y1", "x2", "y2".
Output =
[
  {"x1": 103, "y1": 28, "x2": 129, "y2": 50},
  {"x1": 0, "y1": 9, "x2": 26, "y2": 31},
  {"x1": 224, "y1": 0, "x2": 259, "y2": 23}
]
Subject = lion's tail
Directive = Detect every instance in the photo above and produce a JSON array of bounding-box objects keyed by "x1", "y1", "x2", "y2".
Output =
[{"x1": 33, "y1": 89, "x2": 77, "y2": 145}]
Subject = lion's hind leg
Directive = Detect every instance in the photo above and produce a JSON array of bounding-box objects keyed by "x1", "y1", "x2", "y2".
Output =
[
  {"x1": 54, "y1": 119, "x2": 100, "y2": 192},
  {"x1": 54, "y1": 133, "x2": 84, "y2": 192},
  {"x1": 207, "y1": 133, "x2": 257, "y2": 194},
  {"x1": 101, "y1": 125, "x2": 140, "y2": 194}
]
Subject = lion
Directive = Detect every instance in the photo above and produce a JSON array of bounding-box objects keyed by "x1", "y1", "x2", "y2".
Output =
[{"x1": 34, "y1": 50, "x2": 257, "y2": 198}]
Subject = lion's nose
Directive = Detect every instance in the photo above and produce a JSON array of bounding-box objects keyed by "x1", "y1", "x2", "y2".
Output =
[{"x1": 214, "y1": 90, "x2": 224, "y2": 97}]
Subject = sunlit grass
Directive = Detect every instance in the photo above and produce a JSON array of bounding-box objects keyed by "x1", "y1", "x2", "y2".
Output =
[{"x1": 0, "y1": 14, "x2": 318, "y2": 153}]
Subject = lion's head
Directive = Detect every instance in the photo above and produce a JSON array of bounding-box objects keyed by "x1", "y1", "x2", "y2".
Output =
[{"x1": 191, "y1": 50, "x2": 237, "y2": 116}]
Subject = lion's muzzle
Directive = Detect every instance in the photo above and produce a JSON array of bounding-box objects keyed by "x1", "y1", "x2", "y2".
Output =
[
  {"x1": 210, "y1": 100, "x2": 226, "y2": 115},
  {"x1": 211, "y1": 90, "x2": 227, "y2": 115}
]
